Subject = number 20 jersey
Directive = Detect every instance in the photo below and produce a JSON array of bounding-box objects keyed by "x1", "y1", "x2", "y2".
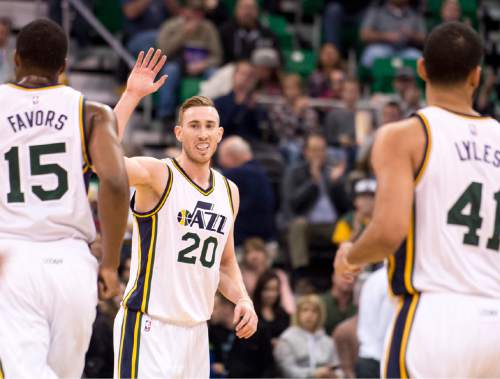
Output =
[
  {"x1": 389, "y1": 106, "x2": 500, "y2": 298},
  {"x1": 123, "y1": 158, "x2": 234, "y2": 325},
  {"x1": 0, "y1": 84, "x2": 95, "y2": 243}
]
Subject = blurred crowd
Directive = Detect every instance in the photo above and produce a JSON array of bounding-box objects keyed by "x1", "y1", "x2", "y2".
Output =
[{"x1": 2, "y1": 0, "x2": 500, "y2": 377}]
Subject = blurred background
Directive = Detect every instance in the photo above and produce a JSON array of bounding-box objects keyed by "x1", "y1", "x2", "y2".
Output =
[{"x1": 2, "y1": 0, "x2": 500, "y2": 377}]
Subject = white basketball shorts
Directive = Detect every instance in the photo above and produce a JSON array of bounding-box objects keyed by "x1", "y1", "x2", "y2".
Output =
[
  {"x1": 382, "y1": 292, "x2": 500, "y2": 378},
  {"x1": 0, "y1": 238, "x2": 98, "y2": 378},
  {"x1": 113, "y1": 306, "x2": 209, "y2": 378}
]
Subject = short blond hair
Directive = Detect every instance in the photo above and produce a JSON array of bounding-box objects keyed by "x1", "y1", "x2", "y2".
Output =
[
  {"x1": 178, "y1": 95, "x2": 215, "y2": 124},
  {"x1": 292, "y1": 294, "x2": 326, "y2": 332}
]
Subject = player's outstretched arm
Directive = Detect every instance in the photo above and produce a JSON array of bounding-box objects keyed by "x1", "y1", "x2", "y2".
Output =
[
  {"x1": 335, "y1": 118, "x2": 425, "y2": 279},
  {"x1": 86, "y1": 101, "x2": 130, "y2": 299},
  {"x1": 218, "y1": 181, "x2": 258, "y2": 339},
  {"x1": 114, "y1": 48, "x2": 167, "y2": 140}
]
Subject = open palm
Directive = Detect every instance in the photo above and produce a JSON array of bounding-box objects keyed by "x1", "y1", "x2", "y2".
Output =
[{"x1": 126, "y1": 48, "x2": 168, "y2": 99}]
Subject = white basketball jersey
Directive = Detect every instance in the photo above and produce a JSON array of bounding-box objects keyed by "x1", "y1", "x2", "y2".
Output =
[
  {"x1": 388, "y1": 106, "x2": 500, "y2": 298},
  {"x1": 123, "y1": 158, "x2": 234, "y2": 325},
  {"x1": 0, "y1": 83, "x2": 95, "y2": 243}
]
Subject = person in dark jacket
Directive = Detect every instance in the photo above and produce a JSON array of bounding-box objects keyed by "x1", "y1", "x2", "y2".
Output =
[
  {"x1": 214, "y1": 61, "x2": 267, "y2": 143},
  {"x1": 282, "y1": 132, "x2": 351, "y2": 269},
  {"x1": 219, "y1": 0, "x2": 280, "y2": 64},
  {"x1": 218, "y1": 136, "x2": 275, "y2": 245}
]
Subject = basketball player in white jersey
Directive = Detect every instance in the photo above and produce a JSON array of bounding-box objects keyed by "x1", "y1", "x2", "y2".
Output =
[
  {"x1": 0, "y1": 19, "x2": 130, "y2": 377},
  {"x1": 335, "y1": 22, "x2": 500, "y2": 378},
  {"x1": 110, "y1": 49, "x2": 258, "y2": 378}
]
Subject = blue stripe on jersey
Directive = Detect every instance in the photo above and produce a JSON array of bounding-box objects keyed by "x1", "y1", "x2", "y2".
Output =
[
  {"x1": 118, "y1": 308, "x2": 143, "y2": 378},
  {"x1": 389, "y1": 205, "x2": 417, "y2": 295},
  {"x1": 383, "y1": 294, "x2": 420, "y2": 379},
  {"x1": 124, "y1": 215, "x2": 158, "y2": 312}
]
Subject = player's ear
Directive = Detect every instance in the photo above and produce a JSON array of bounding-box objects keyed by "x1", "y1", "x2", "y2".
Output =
[
  {"x1": 217, "y1": 126, "x2": 224, "y2": 143},
  {"x1": 416, "y1": 57, "x2": 428, "y2": 82},
  {"x1": 174, "y1": 124, "x2": 182, "y2": 142},
  {"x1": 14, "y1": 50, "x2": 21, "y2": 68},
  {"x1": 469, "y1": 66, "x2": 481, "y2": 89}
]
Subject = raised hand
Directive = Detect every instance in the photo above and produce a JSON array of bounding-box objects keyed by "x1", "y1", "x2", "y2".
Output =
[{"x1": 125, "y1": 48, "x2": 168, "y2": 99}]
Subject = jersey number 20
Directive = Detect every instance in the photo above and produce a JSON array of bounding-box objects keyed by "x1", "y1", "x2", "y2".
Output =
[
  {"x1": 177, "y1": 232, "x2": 218, "y2": 268},
  {"x1": 4, "y1": 143, "x2": 68, "y2": 203},
  {"x1": 447, "y1": 181, "x2": 500, "y2": 251}
]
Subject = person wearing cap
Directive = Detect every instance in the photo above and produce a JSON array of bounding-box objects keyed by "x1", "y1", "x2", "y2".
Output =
[
  {"x1": 220, "y1": 0, "x2": 280, "y2": 64},
  {"x1": 332, "y1": 178, "x2": 376, "y2": 245},
  {"x1": 156, "y1": 0, "x2": 223, "y2": 121}
]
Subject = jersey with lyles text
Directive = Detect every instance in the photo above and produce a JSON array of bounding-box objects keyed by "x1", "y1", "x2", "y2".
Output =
[{"x1": 388, "y1": 106, "x2": 500, "y2": 298}]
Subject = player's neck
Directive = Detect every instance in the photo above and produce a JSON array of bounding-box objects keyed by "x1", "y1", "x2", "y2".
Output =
[
  {"x1": 426, "y1": 85, "x2": 477, "y2": 116},
  {"x1": 16, "y1": 74, "x2": 59, "y2": 88},
  {"x1": 175, "y1": 153, "x2": 211, "y2": 189}
]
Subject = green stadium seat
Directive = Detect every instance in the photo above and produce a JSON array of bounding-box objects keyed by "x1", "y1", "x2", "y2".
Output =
[
  {"x1": 94, "y1": 0, "x2": 123, "y2": 34},
  {"x1": 371, "y1": 57, "x2": 418, "y2": 93},
  {"x1": 260, "y1": 14, "x2": 295, "y2": 50},
  {"x1": 284, "y1": 49, "x2": 317, "y2": 77},
  {"x1": 180, "y1": 77, "x2": 202, "y2": 102}
]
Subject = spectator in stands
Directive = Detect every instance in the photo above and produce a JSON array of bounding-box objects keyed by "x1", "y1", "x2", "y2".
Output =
[
  {"x1": 218, "y1": 136, "x2": 276, "y2": 244},
  {"x1": 321, "y1": 271, "x2": 358, "y2": 377},
  {"x1": 220, "y1": 0, "x2": 280, "y2": 64},
  {"x1": 0, "y1": 17, "x2": 13, "y2": 83},
  {"x1": 332, "y1": 178, "x2": 376, "y2": 245},
  {"x1": 440, "y1": 0, "x2": 463, "y2": 24},
  {"x1": 209, "y1": 294, "x2": 235, "y2": 378},
  {"x1": 156, "y1": 0, "x2": 222, "y2": 121},
  {"x1": 200, "y1": 47, "x2": 280, "y2": 102},
  {"x1": 253, "y1": 271, "x2": 290, "y2": 343},
  {"x1": 320, "y1": 271, "x2": 356, "y2": 336},
  {"x1": 324, "y1": 78, "x2": 373, "y2": 161},
  {"x1": 252, "y1": 48, "x2": 282, "y2": 97},
  {"x1": 355, "y1": 101, "x2": 403, "y2": 178},
  {"x1": 475, "y1": 67, "x2": 498, "y2": 116},
  {"x1": 356, "y1": 266, "x2": 395, "y2": 378},
  {"x1": 226, "y1": 270, "x2": 290, "y2": 377},
  {"x1": 387, "y1": 67, "x2": 423, "y2": 116},
  {"x1": 282, "y1": 133, "x2": 350, "y2": 270},
  {"x1": 203, "y1": 0, "x2": 230, "y2": 31},
  {"x1": 360, "y1": 0, "x2": 426, "y2": 68},
  {"x1": 240, "y1": 238, "x2": 295, "y2": 314},
  {"x1": 214, "y1": 61, "x2": 266, "y2": 142},
  {"x1": 274, "y1": 295, "x2": 342, "y2": 378},
  {"x1": 322, "y1": 0, "x2": 366, "y2": 52},
  {"x1": 122, "y1": 0, "x2": 180, "y2": 56},
  {"x1": 48, "y1": 0, "x2": 94, "y2": 47},
  {"x1": 269, "y1": 74, "x2": 319, "y2": 163},
  {"x1": 308, "y1": 43, "x2": 345, "y2": 99}
]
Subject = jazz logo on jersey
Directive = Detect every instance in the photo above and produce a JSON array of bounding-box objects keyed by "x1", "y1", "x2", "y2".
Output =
[{"x1": 177, "y1": 201, "x2": 227, "y2": 235}]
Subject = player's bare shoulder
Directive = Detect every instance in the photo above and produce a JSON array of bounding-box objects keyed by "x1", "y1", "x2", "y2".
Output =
[{"x1": 372, "y1": 116, "x2": 427, "y2": 174}]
